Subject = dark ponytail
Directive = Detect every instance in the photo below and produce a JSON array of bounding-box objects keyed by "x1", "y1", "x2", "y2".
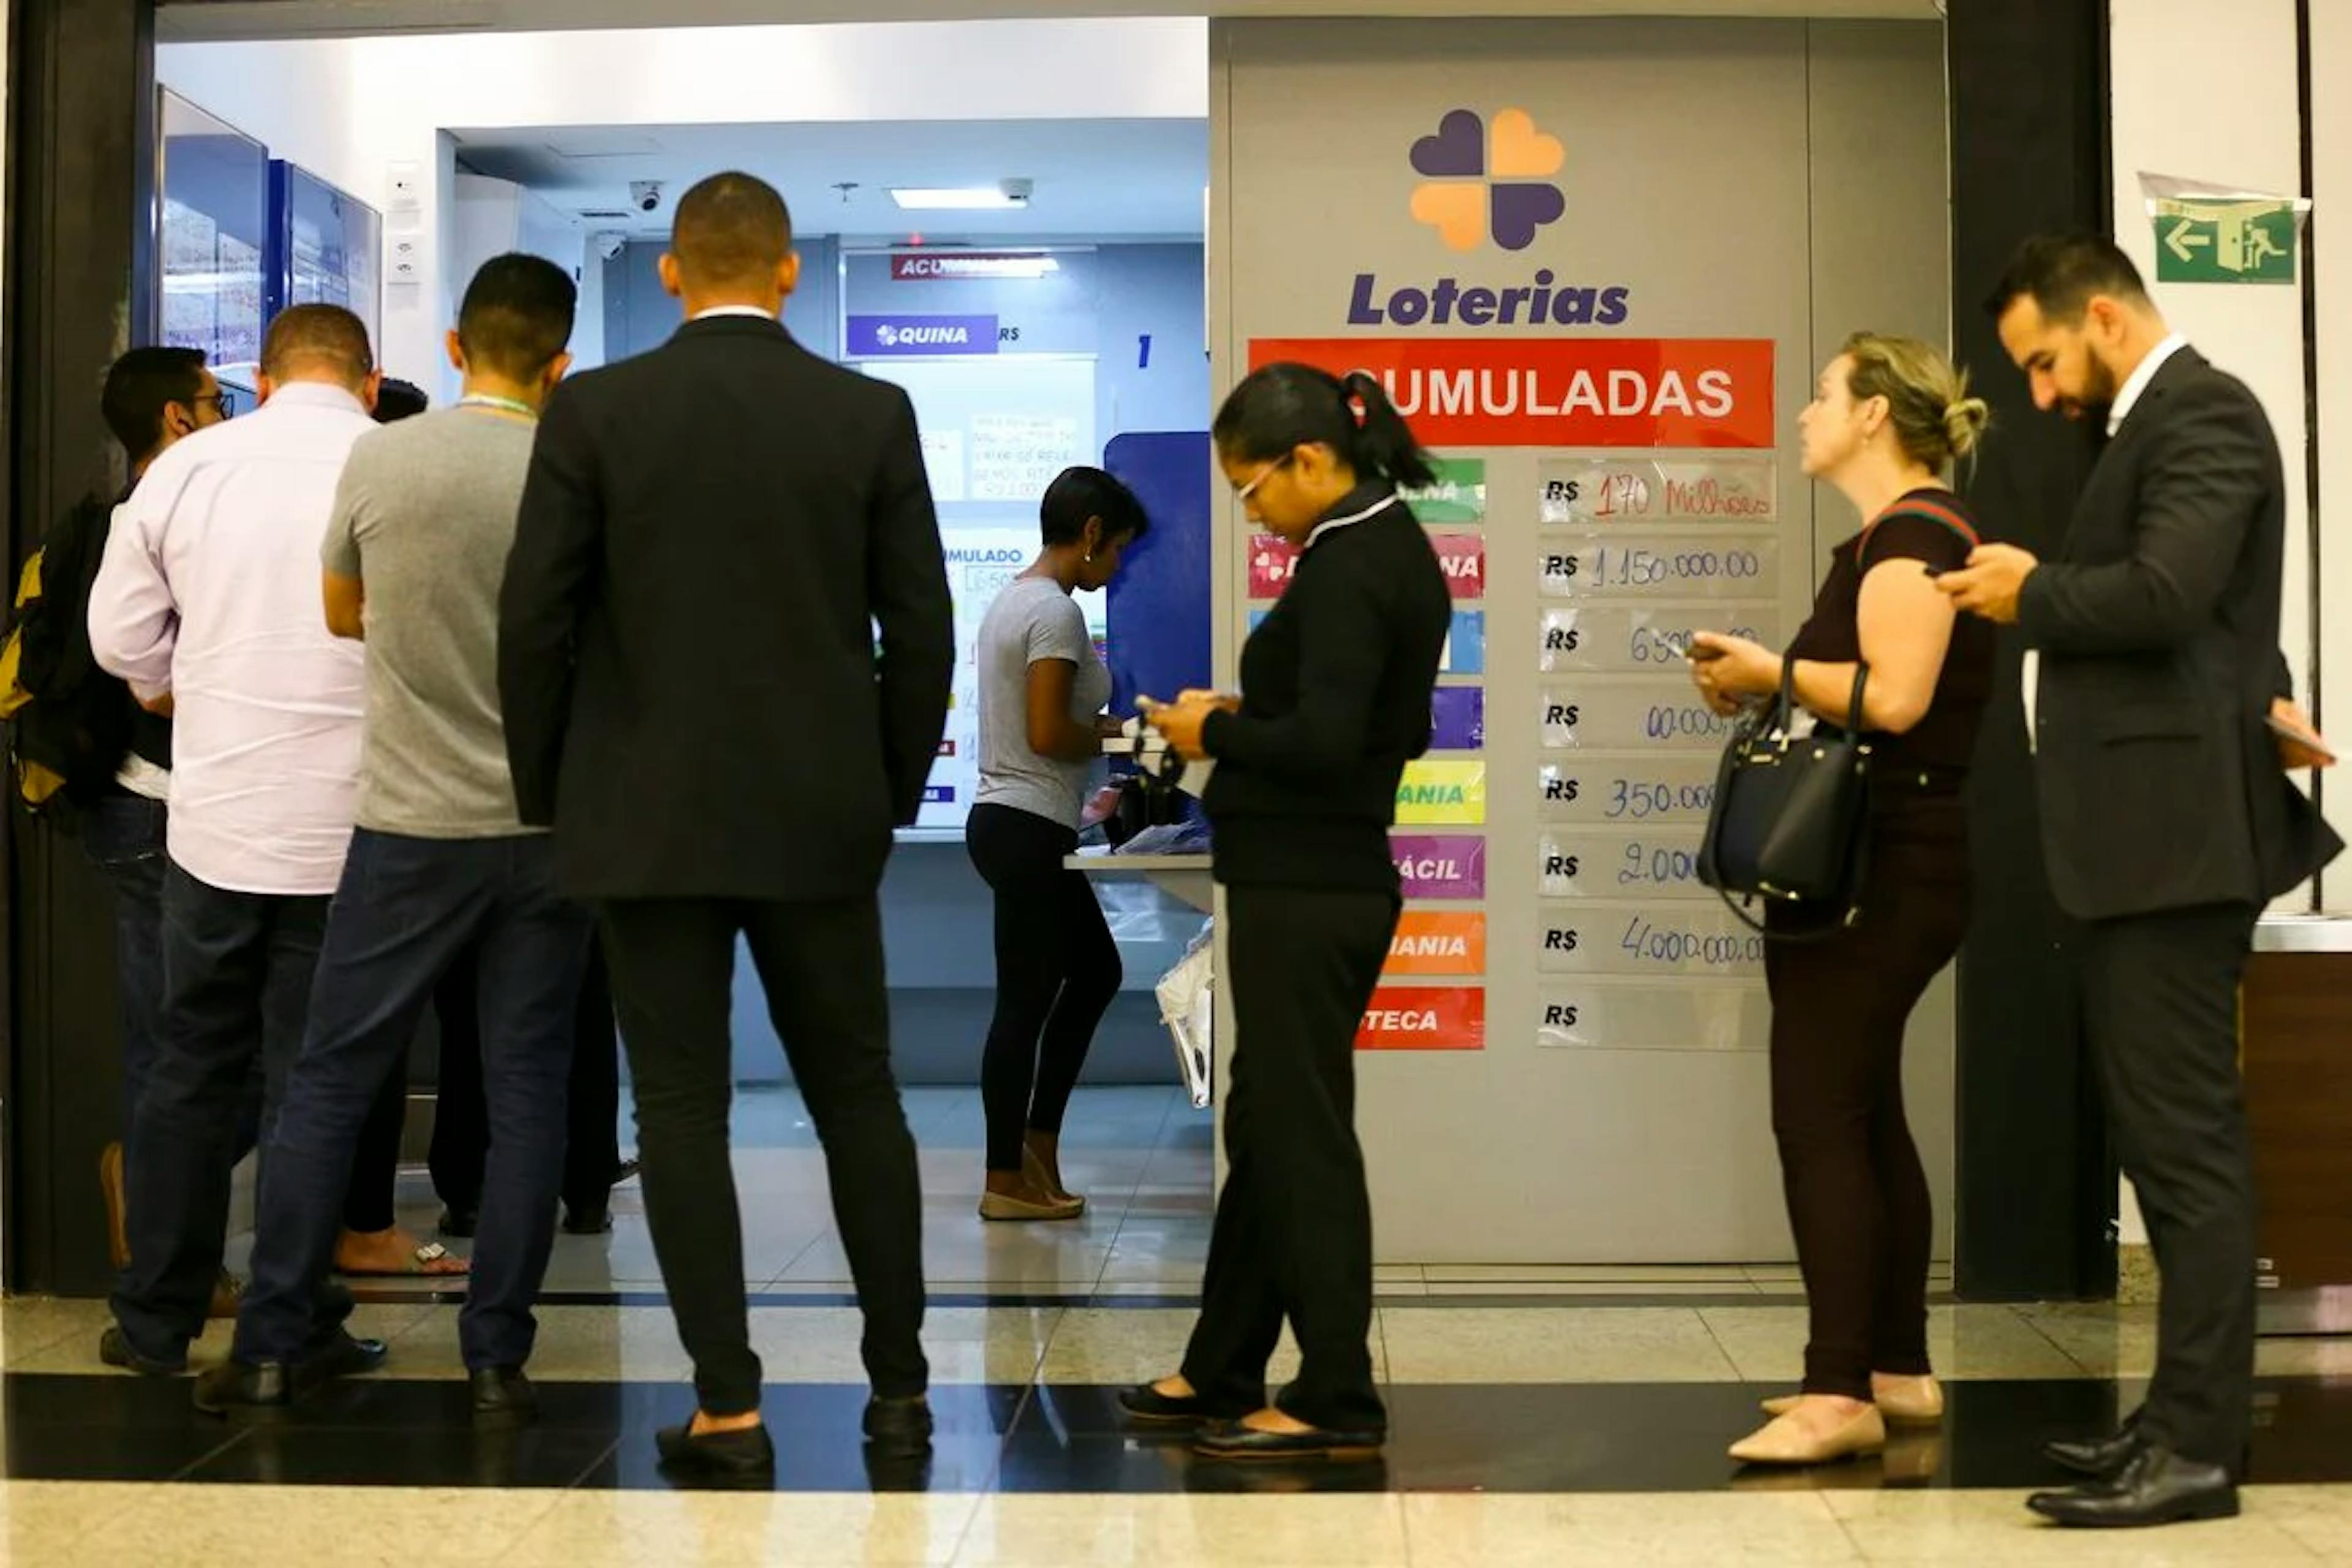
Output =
[{"x1": 1213, "y1": 362, "x2": 1438, "y2": 491}]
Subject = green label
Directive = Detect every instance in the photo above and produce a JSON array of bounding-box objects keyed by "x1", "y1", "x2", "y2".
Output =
[
  {"x1": 1403, "y1": 458, "x2": 1488, "y2": 524},
  {"x1": 2152, "y1": 198, "x2": 2298, "y2": 284}
]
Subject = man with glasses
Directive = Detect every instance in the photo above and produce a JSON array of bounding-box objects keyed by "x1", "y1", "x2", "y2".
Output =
[
  {"x1": 89, "y1": 306, "x2": 387, "y2": 1381},
  {"x1": 7, "y1": 349, "x2": 227, "y2": 1289}
]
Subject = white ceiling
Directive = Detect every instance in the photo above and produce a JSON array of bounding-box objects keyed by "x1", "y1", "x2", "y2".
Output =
[
  {"x1": 454, "y1": 118, "x2": 1210, "y2": 241},
  {"x1": 163, "y1": 0, "x2": 1943, "y2": 43}
]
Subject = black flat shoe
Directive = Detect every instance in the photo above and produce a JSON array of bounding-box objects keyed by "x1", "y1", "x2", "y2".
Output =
[
  {"x1": 472, "y1": 1366, "x2": 537, "y2": 1428},
  {"x1": 298, "y1": 1327, "x2": 390, "y2": 1386},
  {"x1": 655, "y1": 1421, "x2": 776, "y2": 1481},
  {"x1": 1193, "y1": 1419, "x2": 1385, "y2": 1462},
  {"x1": 98, "y1": 1325, "x2": 187, "y2": 1378},
  {"x1": 864, "y1": 1395, "x2": 935, "y2": 1460},
  {"x1": 192, "y1": 1359, "x2": 294, "y2": 1417},
  {"x1": 439, "y1": 1207, "x2": 479, "y2": 1240},
  {"x1": 2027, "y1": 1446, "x2": 2239, "y2": 1529},
  {"x1": 562, "y1": 1204, "x2": 613, "y2": 1236},
  {"x1": 1118, "y1": 1383, "x2": 1242, "y2": 1427}
]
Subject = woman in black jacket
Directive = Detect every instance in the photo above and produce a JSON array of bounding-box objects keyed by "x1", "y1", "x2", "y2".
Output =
[{"x1": 1124, "y1": 363, "x2": 1451, "y2": 1461}]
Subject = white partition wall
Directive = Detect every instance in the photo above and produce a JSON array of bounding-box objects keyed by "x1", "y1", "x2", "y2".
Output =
[{"x1": 1209, "y1": 15, "x2": 1950, "y2": 1264}]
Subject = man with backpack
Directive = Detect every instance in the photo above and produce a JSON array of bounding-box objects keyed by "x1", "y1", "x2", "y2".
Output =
[{"x1": 2, "y1": 347, "x2": 230, "y2": 1297}]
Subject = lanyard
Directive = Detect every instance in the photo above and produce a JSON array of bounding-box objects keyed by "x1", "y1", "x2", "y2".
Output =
[{"x1": 456, "y1": 393, "x2": 537, "y2": 420}]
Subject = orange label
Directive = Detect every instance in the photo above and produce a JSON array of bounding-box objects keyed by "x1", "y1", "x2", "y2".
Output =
[
  {"x1": 1383, "y1": 911, "x2": 1487, "y2": 977},
  {"x1": 1356, "y1": 986, "x2": 1486, "y2": 1050}
]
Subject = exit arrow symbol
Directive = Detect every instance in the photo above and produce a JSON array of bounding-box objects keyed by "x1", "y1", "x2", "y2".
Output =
[{"x1": 2166, "y1": 219, "x2": 2212, "y2": 263}]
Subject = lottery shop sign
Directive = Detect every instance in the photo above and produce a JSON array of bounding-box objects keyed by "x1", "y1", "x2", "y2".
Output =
[{"x1": 1248, "y1": 337, "x2": 1773, "y2": 449}]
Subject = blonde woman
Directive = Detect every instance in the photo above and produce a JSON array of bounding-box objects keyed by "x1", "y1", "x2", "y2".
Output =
[{"x1": 1687, "y1": 333, "x2": 1994, "y2": 1467}]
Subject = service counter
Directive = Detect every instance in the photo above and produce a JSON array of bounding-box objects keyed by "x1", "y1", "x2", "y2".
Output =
[{"x1": 2246, "y1": 914, "x2": 2352, "y2": 1335}]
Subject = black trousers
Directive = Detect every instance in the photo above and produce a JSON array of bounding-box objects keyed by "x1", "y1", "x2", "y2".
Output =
[
  {"x1": 599, "y1": 894, "x2": 927, "y2": 1414},
  {"x1": 1182, "y1": 883, "x2": 1396, "y2": 1434},
  {"x1": 431, "y1": 938, "x2": 625, "y2": 1216},
  {"x1": 1763, "y1": 797, "x2": 1969, "y2": 1400},
  {"x1": 965, "y1": 803, "x2": 1122, "y2": 1173},
  {"x1": 2081, "y1": 901, "x2": 2259, "y2": 1472}
]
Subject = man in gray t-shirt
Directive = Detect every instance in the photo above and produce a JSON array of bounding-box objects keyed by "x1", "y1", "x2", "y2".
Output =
[
  {"x1": 206, "y1": 255, "x2": 594, "y2": 1423},
  {"x1": 322, "y1": 409, "x2": 537, "y2": 836}
]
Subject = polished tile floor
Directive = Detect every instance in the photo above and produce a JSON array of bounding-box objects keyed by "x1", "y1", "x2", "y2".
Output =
[{"x1": 12, "y1": 1087, "x2": 2349, "y2": 1565}]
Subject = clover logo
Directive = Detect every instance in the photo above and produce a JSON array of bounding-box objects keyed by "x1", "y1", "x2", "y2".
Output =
[
  {"x1": 1409, "y1": 108, "x2": 1567, "y2": 252},
  {"x1": 875, "y1": 324, "x2": 901, "y2": 347}
]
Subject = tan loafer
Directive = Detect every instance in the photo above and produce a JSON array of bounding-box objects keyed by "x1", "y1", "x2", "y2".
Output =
[
  {"x1": 1762, "y1": 1375, "x2": 1943, "y2": 1426},
  {"x1": 1022, "y1": 1146, "x2": 1083, "y2": 1211},
  {"x1": 1729, "y1": 1403, "x2": 1887, "y2": 1466},
  {"x1": 978, "y1": 1189, "x2": 1084, "y2": 1223}
]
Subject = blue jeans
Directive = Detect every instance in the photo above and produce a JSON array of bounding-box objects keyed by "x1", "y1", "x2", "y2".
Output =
[
  {"x1": 111, "y1": 862, "x2": 328, "y2": 1361},
  {"x1": 235, "y1": 831, "x2": 590, "y2": 1372},
  {"x1": 80, "y1": 792, "x2": 171, "y2": 1136}
]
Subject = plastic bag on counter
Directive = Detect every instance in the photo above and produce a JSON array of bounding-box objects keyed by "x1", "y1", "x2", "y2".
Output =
[{"x1": 1156, "y1": 920, "x2": 1215, "y2": 1109}]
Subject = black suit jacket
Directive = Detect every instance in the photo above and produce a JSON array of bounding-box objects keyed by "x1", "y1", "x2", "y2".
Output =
[
  {"x1": 499, "y1": 316, "x2": 954, "y2": 902},
  {"x1": 2020, "y1": 345, "x2": 2339, "y2": 921}
]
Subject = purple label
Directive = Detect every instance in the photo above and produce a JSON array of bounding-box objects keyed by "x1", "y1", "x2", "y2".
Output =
[
  {"x1": 922, "y1": 785, "x2": 957, "y2": 804},
  {"x1": 847, "y1": 315, "x2": 999, "y2": 357},
  {"x1": 1393, "y1": 835, "x2": 1485, "y2": 900},
  {"x1": 1430, "y1": 686, "x2": 1485, "y2": 750}
]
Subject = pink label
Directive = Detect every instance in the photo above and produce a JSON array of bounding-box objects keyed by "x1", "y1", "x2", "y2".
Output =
[{"x1": 1392, "y1": 834, "x2": 1486, "y2": 900}]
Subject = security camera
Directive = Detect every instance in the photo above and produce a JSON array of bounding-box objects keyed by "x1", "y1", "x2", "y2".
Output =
[
  {"x1": 630, "y1": 181, "x2": 665, "y2": 214},
  {"x1": 595, "y1": 232, "x2": 627, "y2": 262}
]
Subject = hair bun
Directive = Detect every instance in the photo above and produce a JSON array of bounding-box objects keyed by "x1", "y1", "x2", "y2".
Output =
[{"x1": 1943, "y1": 395, "x2": 1992, "y2": 459}]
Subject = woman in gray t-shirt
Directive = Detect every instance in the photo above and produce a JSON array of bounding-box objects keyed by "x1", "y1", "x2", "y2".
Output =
[{"x1": 967, "y1": 467, "x2": 1150, "y2": 1222}]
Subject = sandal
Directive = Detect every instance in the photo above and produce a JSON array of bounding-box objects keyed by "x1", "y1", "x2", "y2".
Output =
[{"x1": 337, "y1": 1229, "x2": 472, "y2": 1278}]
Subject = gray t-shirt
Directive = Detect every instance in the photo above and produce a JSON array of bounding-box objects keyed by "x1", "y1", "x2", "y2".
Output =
[
  {"x1": 974, "y1": 576, "x2": 1110, "y2": 829},
  {"x1": 321, "y1": 407, "x2": 535, "y2": 838}
]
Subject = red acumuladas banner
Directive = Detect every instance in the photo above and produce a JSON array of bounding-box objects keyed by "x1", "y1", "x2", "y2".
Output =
[{"x1": 1248, "y1": 337, "x2": 1774, "y2": 449}]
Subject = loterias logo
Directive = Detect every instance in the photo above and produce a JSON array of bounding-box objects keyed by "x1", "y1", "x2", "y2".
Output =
[
  {"x1": 1410, "y1": 108, "x2": 1566, "y2": 252},
  {"x1": 1352, "y1": 107, "x2": 1630, "y2": 330}
]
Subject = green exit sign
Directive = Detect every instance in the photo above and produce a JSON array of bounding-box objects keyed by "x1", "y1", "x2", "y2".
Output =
[{"x1": 2152, "y1": 197, "x2": 2299, "y2": 284}]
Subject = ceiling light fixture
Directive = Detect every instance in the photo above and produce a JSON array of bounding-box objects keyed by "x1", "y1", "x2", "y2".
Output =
[{"x1": 890, "y1": 179, "x2": 1032, "y2": 211}]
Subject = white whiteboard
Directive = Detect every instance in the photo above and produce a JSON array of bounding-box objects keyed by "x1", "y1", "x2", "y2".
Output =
[{"x1": 853, "y1": 356, "x2": 1098, "y2": 511}]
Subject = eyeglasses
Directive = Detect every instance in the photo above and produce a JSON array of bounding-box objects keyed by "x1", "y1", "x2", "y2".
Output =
[
  {"x1": 194, "y1": 391, "x2": 237, "y2": 418},
  {"x1": 1235, "y1": 453, "x2": 1294, "y2": 502}
]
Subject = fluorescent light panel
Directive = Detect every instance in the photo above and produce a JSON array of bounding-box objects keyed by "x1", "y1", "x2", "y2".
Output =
[{"x1": 891, "y1": 181, "x2": 1030, "y2": 211}]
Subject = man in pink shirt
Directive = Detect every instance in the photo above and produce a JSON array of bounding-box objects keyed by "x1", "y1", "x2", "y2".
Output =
[{"x1": 88, "y1": 306, "x2": 387, "y2": 1379}]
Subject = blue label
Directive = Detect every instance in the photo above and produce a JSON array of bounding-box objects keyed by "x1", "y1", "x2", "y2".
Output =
[
  {"x1": 847, "y1": 315, "x2": 1000, "y2": 358},
  {"x1": 1444, "y1": 612, "x2": 1486, "y2": 674}
]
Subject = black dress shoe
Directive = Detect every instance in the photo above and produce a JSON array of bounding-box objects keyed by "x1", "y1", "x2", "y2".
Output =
[
  {"x1": 1118, "y1": 1383, "x2": 1243, "y2": 1427},
  {"x1": 298, "y1": 1327, "x2": 390, "y2": 1386},
  {"x1": 655, "y1": 1421, "x2": 776, "y2": 1480},
  {"x1": 439, "y1": 1207, "x2": 479, "y2": 1240},
  {"x1": 471, "y1": 1366, "x2": 537, "y2": 1428},
  {"x1": 1193, "y1": 1419, "x2": 1385, "y2": 1462},
  {"x1": 98, "y1": 1325, "x2": 187, "y2": 1378},
  {"x1": 192, "y1": 1359, "x2": 295, "y2": 1417},
  {"x1": 864, "y1": 1395, "x2": 935, "y2": 1459},
  {"x1": 2027, "y1": 1446, "x2": 2240, "y2": 1529},
  {"x1": 562, "y1": 1204, "x2": 613, "y2": 1236},
  {"x1": 2043, "y1": 1411, "x2": 2143, "y2": 1479}
]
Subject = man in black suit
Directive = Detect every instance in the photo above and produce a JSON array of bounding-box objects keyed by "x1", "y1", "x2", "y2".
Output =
[
  {"x1": 1945, "y1": 234, "x2": 2340, "y2": 1529},
  {"x1": 499, "y1": 171, "x2": 954, "y2": 1477}
]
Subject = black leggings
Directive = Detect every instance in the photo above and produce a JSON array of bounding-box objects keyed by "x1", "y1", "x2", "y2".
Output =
[
  {"x1": 966, "y1": 803, "x2": 1121, "y2": 1174},
  {"x1": 1763, "y1": 795, "x2": 1969, "y2": 1400}
]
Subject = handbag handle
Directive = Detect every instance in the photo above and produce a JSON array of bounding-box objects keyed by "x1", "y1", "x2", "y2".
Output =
[{"x1": 1771, "y1": 660, "x2": 1873, "y2": 735}]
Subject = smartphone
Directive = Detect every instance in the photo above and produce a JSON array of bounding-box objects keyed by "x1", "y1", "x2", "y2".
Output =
[
  {"x1": 1921, "y1": 565, "x2": 1949, "y2": 580},
  {"x1": 2267, "y1": 712, "x2": 2338, "y2": 763},
  {"x1": 1136, "y1": 695, "x2": 1166, "y2": 718},
  {"x1": 1683, "y1": 643, "x2": 1726, "y2": 664}
]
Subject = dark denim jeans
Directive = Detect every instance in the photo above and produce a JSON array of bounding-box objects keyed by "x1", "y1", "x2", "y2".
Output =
[
  {"x1": 234, "y1": 831, "x2": 590, "y2": 1373},
  {"x1": 79, "y1": 792, "x2": 170, "y2": 1136},
  {"x1": 111, "y1": 861, "x2": 328, "y2": 1362}
]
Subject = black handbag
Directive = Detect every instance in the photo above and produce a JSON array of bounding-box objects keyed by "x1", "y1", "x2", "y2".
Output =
[{"x1": 1697, "y1": 661, "x2": 1874, "y2": 935}]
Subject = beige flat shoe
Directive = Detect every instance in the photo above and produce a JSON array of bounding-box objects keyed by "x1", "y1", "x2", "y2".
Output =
[
  {"x1": 1023, "y1": 1146, "x2": 1083, "y2": 1210},
  {"x1": 978, "y1": 1188, "x2": 1084, "y2": 1223},
  {"x1": 1729, "y1": 1403, "x2": 1887, "y2": 1466},
  {"x1": 1762, "y1": 1375, "x2": 1943, "y2": 1426}
]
